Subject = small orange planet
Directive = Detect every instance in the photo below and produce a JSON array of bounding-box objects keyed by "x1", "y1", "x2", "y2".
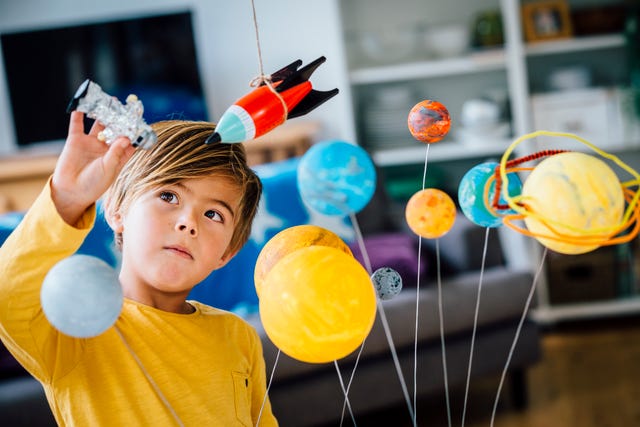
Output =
[
  {"x1": 407, "y1": 100, "x2": 451, "y2": 143},
  {"x1": 254, "y1": 225, "x2": 352, "y2": 297},
  {"x1": 405, "y1": 188, "x2": 456, "y2": 238}
]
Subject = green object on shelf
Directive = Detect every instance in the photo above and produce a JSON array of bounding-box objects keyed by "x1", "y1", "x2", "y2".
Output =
[{"x1": 471, "y1": 9, "x2": 504, "y2": 48}]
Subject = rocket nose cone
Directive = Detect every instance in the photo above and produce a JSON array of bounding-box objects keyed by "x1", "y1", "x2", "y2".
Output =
[{"x1": 205, "y1": 132, "x2": 222, "y2": 144}]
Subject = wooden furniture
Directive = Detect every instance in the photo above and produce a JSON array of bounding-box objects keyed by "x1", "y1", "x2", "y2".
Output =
[
  {"x1": 242, "y1": 121, "x2": 319, "y2": 165},
  {"x1": 0, "y1": 121, "x2": 319, "y2": 214},
  {"x1": 0, "y1": 154, "x2": 58, "y2": 213}
]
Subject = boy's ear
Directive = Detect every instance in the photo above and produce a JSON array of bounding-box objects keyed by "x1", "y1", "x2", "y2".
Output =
[{"x1": 105, "y1": 210, "x2": 124, "y2": 233}]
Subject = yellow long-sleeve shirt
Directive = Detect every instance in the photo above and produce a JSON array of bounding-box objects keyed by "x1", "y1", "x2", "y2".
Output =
[{"x1": 0, "y1": 182, "x2": 278, "y2": 426}]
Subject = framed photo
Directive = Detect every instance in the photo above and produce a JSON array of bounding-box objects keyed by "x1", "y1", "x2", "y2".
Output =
[{"x1": 522, "y1": 1, "x2": 573, "y2": 42}]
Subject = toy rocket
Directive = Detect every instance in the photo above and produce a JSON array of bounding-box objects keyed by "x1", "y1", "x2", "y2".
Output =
[{"x1": 206, "y1": 56, "x2": 338, "y2": 144}]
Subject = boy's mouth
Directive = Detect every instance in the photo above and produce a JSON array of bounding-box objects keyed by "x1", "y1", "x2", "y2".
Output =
[{"x1": 165, "y1": 245, "x2": 193, "y2": 260}]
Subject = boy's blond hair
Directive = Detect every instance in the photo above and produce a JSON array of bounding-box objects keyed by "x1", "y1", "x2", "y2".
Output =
[{"x1": 102, "y1": 120, "x2": 262, "y2": 257}]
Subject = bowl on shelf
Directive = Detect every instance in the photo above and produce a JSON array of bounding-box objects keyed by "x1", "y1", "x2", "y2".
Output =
[
  {"x1": 357, "y1": 27, "x2": 420, "y2": 65},
  {"x1": 456, "y1": 122, "x2": 510, "y2": 146},
  {"x1": 423, "y1": 24, "x2": 470, "y2": 58}
]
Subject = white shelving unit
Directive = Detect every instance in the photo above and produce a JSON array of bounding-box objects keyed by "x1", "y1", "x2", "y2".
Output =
[
  {"x1": 533, "y1": 296, "x2": 640, "y2": 324},
  {"x1": 349, "y1": 49, "x2": 507, "y2": 85},
  {"x1": 525, "y1": 33, "x2": 625, "y2": 56},
  {"x1": 371, "y1": 140, "x2": 510, "y2": 166},
  {"x1": 338, "y1": 0, "x2": 638, "y2": 323}
]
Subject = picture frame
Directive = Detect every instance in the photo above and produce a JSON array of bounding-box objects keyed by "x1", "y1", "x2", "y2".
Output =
[{"x1": 522, "y1": 1, "x2": 573, "y2": 42}]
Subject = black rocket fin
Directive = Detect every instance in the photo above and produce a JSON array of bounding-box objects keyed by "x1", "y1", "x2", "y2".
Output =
[
  {"x1": 287, "y1": 88, "x2": 339, "y2": 119},
  {"x1": 262, "y1": 59, "x2": 303, "y2": 86},
  {"x1": 275, "y1": 56, "x2": 327, "y2": 93}
]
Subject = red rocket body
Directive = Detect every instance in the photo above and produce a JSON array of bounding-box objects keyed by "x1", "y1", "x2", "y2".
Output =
[
  {"x1": 206, "y1": 57, "x2": 338, "y2": 144},
  {"x1": 239, "y1": 81, "x2": 313, "y2": 139}
]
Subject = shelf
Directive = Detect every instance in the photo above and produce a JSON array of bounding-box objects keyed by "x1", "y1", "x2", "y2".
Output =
[
  {"x1": 349, "y1": 49, "x2": 507, "y2": 85},
  {"x1": 525, "y1": 33, "x2": 626, "y2": 57},
  {"x1": 532, "y1": 296, "x2": 640, "y2": 324},
  {"x1": 371, "y1": 139, "x2": 509, "y2": 166}
]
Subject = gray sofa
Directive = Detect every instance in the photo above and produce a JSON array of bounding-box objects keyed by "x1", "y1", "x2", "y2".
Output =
[{"x1": 0, "y1": 164, "x2": 541, "y2": 426}]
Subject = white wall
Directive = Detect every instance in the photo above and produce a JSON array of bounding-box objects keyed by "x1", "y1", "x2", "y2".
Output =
[{"x1": 0, "y1": 0, "x2": 356, "y2": 155}]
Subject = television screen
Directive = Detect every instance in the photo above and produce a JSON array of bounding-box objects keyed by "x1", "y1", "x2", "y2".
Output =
[{"x1": 1, "y1": 11, "x2": 208, "y2": 148}]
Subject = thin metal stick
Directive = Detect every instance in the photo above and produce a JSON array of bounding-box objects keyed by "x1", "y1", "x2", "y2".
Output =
[
  {"x1": 346, "y1": 212, "x2": 416, "y2": 425},
  {"x1": 412, "y1": 143, "x2": 430, "y2": 424},
  {"x1": 256, "y1": 349, "x2": 281, "y2": 426},
  {"x1": 335, "y1": 361, "x2": 358, "y2": 426},
  {"x1": 490, "y1": 248, "x2": 548, "y2": 426},
  {"x1": 436, "y1": 239, "x2": 452, "y2": 427},
  {"x1": 461, "y1": 227, "x2": 490, "y2": 427}
]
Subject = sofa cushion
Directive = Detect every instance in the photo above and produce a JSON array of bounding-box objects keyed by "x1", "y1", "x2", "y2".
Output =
[{"x1": 349, "y1": 232, "x2": 427, "y2": 288}]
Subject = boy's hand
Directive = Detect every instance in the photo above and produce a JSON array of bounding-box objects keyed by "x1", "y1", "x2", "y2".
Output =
[{"x1": 52, "y1": 111, "x2": 136, "y2": 226}]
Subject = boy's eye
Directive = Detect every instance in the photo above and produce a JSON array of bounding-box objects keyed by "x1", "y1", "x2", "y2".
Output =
[
  {"x1": 159, "y1": 191, "x2": 178, "y2": 204},
  {"x1": 205, "y1": 210, "x2": 223, "y2": 222}
]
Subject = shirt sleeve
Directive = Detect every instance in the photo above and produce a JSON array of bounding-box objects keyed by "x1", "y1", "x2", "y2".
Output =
[{"x1": 0, "y1": 178, "x2": 96, "y2": 382}]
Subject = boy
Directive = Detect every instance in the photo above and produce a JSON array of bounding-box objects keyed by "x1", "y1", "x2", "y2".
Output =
[{"x1": 0, "y1": 111, "x2": 278, "y2": 426}]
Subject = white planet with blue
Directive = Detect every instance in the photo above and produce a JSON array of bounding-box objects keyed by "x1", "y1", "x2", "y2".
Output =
[{"x1": 458, "y1": 161, "x2": 522, "y2": 228}]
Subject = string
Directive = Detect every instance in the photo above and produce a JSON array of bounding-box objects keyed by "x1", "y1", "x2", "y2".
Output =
[
  {"x1": 413, "y1": 143, "x2": 430, "y2": 423},
  {"x1": 436, "y1": 239, "x2": 452, "y2": 427},
  {"x1": 343, "y1": 212, "x2": 416, "y2": 426},
  {"x1": 249, "y1": 0, "x2": 289, "y2": 122},
  {"x1": 490, "y1": 247, "x2": 548, "y2": 426},
  {"x1": 247, "y1": 2, "x2": 285, "y2": 422},
  {"x1": 460, "y1": 227, "x2": 490, "y2": 427},
  {"x1": 256, "y1": 349, "x2": 281, "y2": 426},
  {"x1": 115, "y1": 326, "x2": 184, "y2": 427},
  {"x1": 334, "y1": 361, "x2": 358, "y2": 426}
]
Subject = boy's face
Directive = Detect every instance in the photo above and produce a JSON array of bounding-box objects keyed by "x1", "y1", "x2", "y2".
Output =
[{"x1": 110, "y1": 176, "x2": 241, "y2": 299}]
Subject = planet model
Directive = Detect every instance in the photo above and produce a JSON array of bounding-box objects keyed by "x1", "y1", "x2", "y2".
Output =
[
  {"x1": 405, "y1": 188, "x2": 456, "y2": 239},
  {"x1": 297, "y1": 140, "x2": 377, "y2": 216},
  {"x1": 458, "y1": 161, "x2": 522, "y2": 228},
  {"x1": 407, "y1": 100, "x2": 451, "y2": 143},
  {"x1": 521, "y1": 152, "x2": 624, "y2": 254},
  {"x1": 254, "y1": 224, "x2": 352, "y2": 297},
  {"x1": 41, "y1": 255, "x2": 123, "y2": 338}
]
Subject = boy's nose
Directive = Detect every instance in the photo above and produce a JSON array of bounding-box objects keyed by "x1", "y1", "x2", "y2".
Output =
[
  {"x1": 177, "y1": 224, "x2": 197, "y2": 236},
  {"x1": 176, "y1": 213, "x2": 197, "y2": 236}
]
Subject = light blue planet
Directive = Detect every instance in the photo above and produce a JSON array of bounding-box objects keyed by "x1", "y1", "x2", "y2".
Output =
[
  {"x1": 458, "y1": 161, "x2": 522, "y2": 228},
  {"x1": 41, "y1": 255, "x2": 123, "y2": 338},
  {"x1": 297, "y1": 140, "x2": 376, "y2": 216}
]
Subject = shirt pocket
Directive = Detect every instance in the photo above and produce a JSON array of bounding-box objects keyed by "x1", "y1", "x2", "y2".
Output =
[{"x1": 232, "y1": 371, "x2": 252, "y2": 427}]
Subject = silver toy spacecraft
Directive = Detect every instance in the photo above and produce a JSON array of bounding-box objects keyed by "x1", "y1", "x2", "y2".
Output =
[{"x1": 67, "y1": 79, "x2": 157, "y2": 149}]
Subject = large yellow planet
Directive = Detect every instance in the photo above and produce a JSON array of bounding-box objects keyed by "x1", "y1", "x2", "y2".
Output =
[
  {"x1": 254, "y1": 225, "x2": 352, "y2": 297},
  {"x1": 259, "y1": 246, "x2": 377, "y2": 363},
  {"x1": 521, "y1": 152, "x2": 624, "y2": 254}
]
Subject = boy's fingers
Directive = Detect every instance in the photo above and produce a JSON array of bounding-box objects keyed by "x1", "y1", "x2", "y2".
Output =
[
  {"x1": 104, "y1": 137, "x2": 135, "y2": 172},
  {"x1": 88, "y1": 118, "x2": 106, "y2": 137},
  {"x1": 68, "y1": 111, "x2": 85, "y2": 135}
]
